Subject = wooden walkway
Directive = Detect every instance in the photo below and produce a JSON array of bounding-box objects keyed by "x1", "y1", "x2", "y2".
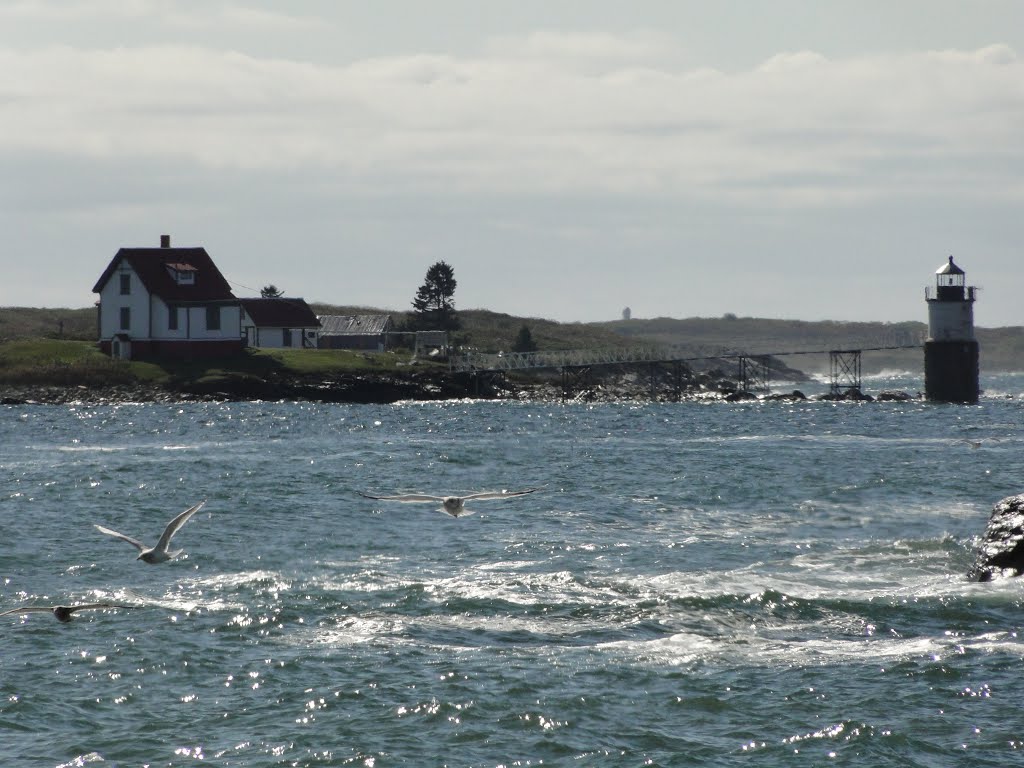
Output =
[
  {"x1": 449, "y1": 343, "x2": 922, "y2": 374},
  {"x1": 450, "y1": 341, "x2": 923, "y2": 398}
]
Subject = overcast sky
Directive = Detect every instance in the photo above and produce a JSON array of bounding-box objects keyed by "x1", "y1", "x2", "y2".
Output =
[{"x1": 2, "y1": 0, "x2": 1022, "y2": 326}]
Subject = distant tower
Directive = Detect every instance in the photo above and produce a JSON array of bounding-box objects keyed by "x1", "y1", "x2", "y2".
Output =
[
  {"x1": 924, "y1": 256, "x2": 979, "y2": 403},
  {"x1": 622, "y1": 307, "x2": 631, "y2": 321}
]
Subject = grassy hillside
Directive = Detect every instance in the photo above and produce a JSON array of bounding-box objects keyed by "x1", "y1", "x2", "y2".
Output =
[
  {"x1": 2, "y1": 306, "x2": 1021, "y2": 377},
  {"x1": 311, "y1": 304, "x2": 632, "y2": 354},
  {"x1": 599, "y1": 316, "x2": 1023, "y2": 373},
  {"x1": 600, "y1": 316, "x2": 925, "y2": 373},
  {"x1": 974, "y1": 327, "x2": 1024, "y2": 373},
  {"x1": 0, "y1": 306, "x2": 96, "y2": 341}
]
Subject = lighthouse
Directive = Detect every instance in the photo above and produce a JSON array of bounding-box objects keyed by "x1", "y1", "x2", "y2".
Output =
[{"x1": 924, "y1": 256, "x2": 979, "y2": 403}]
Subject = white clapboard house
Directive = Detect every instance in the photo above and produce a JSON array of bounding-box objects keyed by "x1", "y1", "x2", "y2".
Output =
[{"x1": 92, "y1": 235, "x2": 244, "y2": 360}]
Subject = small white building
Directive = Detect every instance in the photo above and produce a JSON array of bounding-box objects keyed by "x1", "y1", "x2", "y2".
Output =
[
  {"x1": 92, "y1": 235, "x2": 243, "y2": 359},
  {"x1": 240, "y1": 298, "x2": 321, "y2": 349}
]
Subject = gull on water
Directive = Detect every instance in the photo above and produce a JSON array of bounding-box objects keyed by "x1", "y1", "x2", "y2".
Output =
[
  {"x1": 955, "y1": 437, "x2": 1004, "y2": 449},
  {"x1": 0, "y1": 603, "x2": 133, "y2": 623},
  {"x1": 94, "y1": 500, "x2": 207, "y2": 563},
  {"x1": 358, "y1": 488, "x2": 542, "y2": 518}
]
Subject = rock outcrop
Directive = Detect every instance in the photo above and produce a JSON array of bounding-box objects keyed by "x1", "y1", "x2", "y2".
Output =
[
  {"x1": 0, "y1": 365, "x2": 913, "y2": 406},
  {"x1": 967, "y1": 494, "x2": 1024, "y2": 582}
]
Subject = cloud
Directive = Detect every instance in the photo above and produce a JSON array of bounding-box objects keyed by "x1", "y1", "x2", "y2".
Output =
[
  {"x1": 757, "y1": 50, "x2": 829, "y2": 73},
  {"x1": 0, "y1": 33, "x2": 1021, "y2": 208}
]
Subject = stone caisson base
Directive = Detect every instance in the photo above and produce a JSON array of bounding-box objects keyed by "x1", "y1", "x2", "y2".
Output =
[{"x1": 924, "y1": 340, "x2": 979, "y2": 403}]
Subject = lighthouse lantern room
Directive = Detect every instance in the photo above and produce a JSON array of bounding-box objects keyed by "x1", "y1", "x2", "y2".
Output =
[{"x1": 924, "y1": 256, "x2": 979, "y2": 403}]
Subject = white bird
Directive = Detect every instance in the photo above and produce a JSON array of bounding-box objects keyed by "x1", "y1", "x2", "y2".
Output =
[
  {"x1": 0, "y1": 603, "x2": 133, "y2": 623},
  {"x1": 94, "y1": 500, "x2": 207, "y2": 563},
  {"x1": 358, "y1": 488, "x2": 542, "y2": 518}
]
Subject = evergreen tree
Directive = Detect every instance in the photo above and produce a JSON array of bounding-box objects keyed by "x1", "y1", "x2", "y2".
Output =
[
  {"x1": 261, "y1": 285, "x2": 284, "y2": 298},
  {"x1": 411, "y1": 261, "x2": 459, "y2": 330},
  {"x1": 512, "y1": 325, "x2": 538, "y2": 353}
]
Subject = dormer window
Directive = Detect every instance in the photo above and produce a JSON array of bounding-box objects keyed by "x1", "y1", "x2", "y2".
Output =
[{"x1": 166, "y1": 262, "x2": 197, "y2": 285}]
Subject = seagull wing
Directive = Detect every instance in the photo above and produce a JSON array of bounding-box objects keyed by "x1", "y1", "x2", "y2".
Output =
[
  {"x1": 94, "y1": 524, "x2": 147, "y2": 552},
  {"x1": 0, "y1": 606, "x2": 55, "y2": 617},
  {"x1": 358, "y1": 492, "x2": 444, "y2": 504},
  {"x1": 462, "y1": 488, "x2": 543, "y2": 501},
  {"x1": 154, "y1": 501, "x2": 206, "y2": 552}
]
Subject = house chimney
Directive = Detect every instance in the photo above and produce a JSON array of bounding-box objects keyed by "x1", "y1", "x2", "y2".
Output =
[{"x1": 160, "y1": 234, "x2": 171, "y2": 248}]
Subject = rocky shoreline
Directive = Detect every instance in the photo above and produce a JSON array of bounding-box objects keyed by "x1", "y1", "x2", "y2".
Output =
[
  {"x1": 0, "y1": 365, "x2": 915, "y2": 406},
  {"x1": 0, "y1": 369, "x2": 473, "y2": 406}
]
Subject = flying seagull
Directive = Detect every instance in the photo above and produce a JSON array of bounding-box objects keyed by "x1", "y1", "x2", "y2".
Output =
[
  {"x1": 0, "y1": 603, "x2": 134, "y2": 623},
  {"x1": 358, "y1": 488, "x2": 542, "y2": 518},
  {"x1": 94, "y1": 500, "x2": 207, "y2": 563}
]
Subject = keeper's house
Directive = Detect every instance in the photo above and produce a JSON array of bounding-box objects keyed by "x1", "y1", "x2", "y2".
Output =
[{"x1": 92, "y1": 235, "x2": 244, "y2": 360}]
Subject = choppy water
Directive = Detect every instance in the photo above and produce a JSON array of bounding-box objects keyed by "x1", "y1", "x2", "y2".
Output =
[{"x1": 2, "y1": 372, "x2": 1024, "y2": 767}]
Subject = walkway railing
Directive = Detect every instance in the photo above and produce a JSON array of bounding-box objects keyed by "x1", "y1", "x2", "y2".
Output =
[
  {"x1": 450, "y1": 338, "x2": 924, "y2": 374},
  {"x1": 450, "y1": 346, "x2": 692, "y2": 373}
]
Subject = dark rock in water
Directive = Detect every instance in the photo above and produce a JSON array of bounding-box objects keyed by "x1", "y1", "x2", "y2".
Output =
[
  {"x1": 968, "y1": 494, "x2": 1024, "y2": 582},
  {"x1": 817, "y1": 387, "x2": 874, "y2": 402},
  {"x1": 762, "y1": 390, "x2": 807, "y2": 402},
  {"x1": 876, "y1": 390, "x2": 914, "y2": 402},
  {"x1": 724, "y1": 390, "x2": 758, "y2": 402}
]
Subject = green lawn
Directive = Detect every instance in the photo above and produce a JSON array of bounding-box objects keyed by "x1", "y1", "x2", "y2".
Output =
[
  {"x1": 250, "y1": 346, "x2": 419, "y2": 374},
  {"x1": 0, "y1": 338, "x2": 164, "y2": 385},
  {"x1": 0, "y1": 338, "x2": 443, "y2": 388}
]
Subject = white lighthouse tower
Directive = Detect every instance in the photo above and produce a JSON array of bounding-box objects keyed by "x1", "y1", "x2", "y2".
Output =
[{"x1": 924, "y1": 256, "x2": 979, "y2": 403}]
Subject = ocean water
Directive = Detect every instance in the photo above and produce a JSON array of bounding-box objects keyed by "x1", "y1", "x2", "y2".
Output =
[{"x1": 2, "y1": 372, "x2": 1024, "y2": 767}]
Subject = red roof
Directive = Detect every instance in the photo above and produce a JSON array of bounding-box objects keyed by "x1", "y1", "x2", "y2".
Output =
[
  {"x1": 239, "y1": 298, "x2": 320, "y2": 328},
  {"x1": 92, "y1": 247, "x2": 236, "y2": 302}
]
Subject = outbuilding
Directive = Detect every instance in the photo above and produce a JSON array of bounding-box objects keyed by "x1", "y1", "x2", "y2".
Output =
[
  {"x1": 240, "y1": 298, "x2": 321, "y2": 349},
  {"x1": 318, "y1": 314, "x2": 393, "y2": 351}
]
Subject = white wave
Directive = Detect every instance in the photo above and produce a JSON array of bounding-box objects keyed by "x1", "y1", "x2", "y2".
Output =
[
  {"x1": 192, "y1": 569, "x2": 290, "y2": 587},
  {"x1": 293, "y1": 617, "x2": 413, "y2": 647},
  {"x1": 430, "y1": 569, "x2": 626, "y2": 608},
  {"x1": 861, "y1": 368, "x2": 918, "y2": 381},
  {"x1": 596, "y1": 631, "x2": 724, "y2": 666},
  {"x1": 56, "y1": 753, "x2": 104, "y2": 768},
  {"x1": 594, "y1": 623, "x2": 1021, "y2": 670},
  {"x1": 54, "y1": 445, "x2": 128, "y2": 453}
]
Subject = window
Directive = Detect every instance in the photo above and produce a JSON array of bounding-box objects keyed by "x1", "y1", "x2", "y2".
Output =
[
  {"x1": 283, "y1": 329, "x2": 293, "y2": 347},
  {"x1": 165, "y1": 264, "x2": 196, "y2": 285},
  {"x1": 168, "y1": 305, "x2": 178, "y2": 331},
  {"x1": 206, "y1": 305, "x2": 221, "y2": 331},
  {"x1": 119, "y1": 274, "x2": 131, "y2": 295},
  {"x1": 119, "y1": 307, "x2": 130, "y2": 330}
]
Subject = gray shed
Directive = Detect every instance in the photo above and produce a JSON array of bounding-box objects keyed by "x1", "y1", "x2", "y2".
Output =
[{"x1": 318, "y1": 314, "x2": 393, "y2": 350}]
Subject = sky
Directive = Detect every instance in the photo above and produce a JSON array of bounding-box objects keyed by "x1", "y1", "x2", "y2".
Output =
[{"x1": 2, "y1": 0, "x2": 1022, "y2": 327}]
